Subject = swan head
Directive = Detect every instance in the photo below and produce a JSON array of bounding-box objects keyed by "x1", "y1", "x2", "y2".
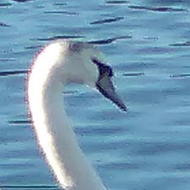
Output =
[
  {"x1": 34, "y1": 40, "x2": 126, "y2": 111},
  {"x1": 64, "y1": 41, "x2": 127, "y2": 111}
]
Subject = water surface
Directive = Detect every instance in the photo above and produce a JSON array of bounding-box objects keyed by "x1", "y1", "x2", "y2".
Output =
[{"x1": 0, "y1": 0, "x2": 190, "y2": 189}]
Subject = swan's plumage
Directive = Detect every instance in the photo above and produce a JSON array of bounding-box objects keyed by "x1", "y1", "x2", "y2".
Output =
[{"x1": 28, "y1": 40, "x2": 126, "y2": 190}]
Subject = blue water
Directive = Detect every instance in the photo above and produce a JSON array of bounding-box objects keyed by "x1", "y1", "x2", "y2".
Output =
[{"x1": 0, "y1": 0, "x2": 190, "y2": 189}]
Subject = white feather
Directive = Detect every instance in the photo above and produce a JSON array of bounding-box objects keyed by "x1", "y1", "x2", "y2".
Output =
[{"x1": 28, "y1": 40, "x2": 107, "y2": 190}]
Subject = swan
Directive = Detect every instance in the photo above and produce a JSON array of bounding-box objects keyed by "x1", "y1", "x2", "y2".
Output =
[{"x1": 27, "y1": 40, "x2": 126, "y2": 190}]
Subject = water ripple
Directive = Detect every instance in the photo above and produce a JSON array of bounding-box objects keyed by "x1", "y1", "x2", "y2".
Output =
[
  {"x1": 9, "y1": 120, "x2": 31, "y2": 125},
  {"x1": 0, "y1": 70, "x2": 28, "y2": 77},
  {"x1": 101, "y1": 161, "x2": 140, "y2": 170},
  {"x1": 53, "y1": 2, "x2": 67, "y2": 6},
  {"x1": 1, "y1": 0, "x2": 190, "y2": 189},
  {"x1": 34, "y1": 35, "x2": 84, "y2": 41},
  {"x1": 11, "y1": 0, "x2": 32, "y2": 2},
  {"x1": 106, "y1": 1, "x2": 129, "y2": 5},
  {"x1": 89, "y1": 36, "x2": 131, "y2": 45},
  {"x1": 170, "y1": 73, "x2": 190, "y2": 78},
  {"x1": 0, "y1": 3, "x2": 12, "y2": 7},
  {"x1": 128, "y1": 5, "x2": 187, "y2": 12},
  {"x1": 123, "y1": 72, "x2": 145, "y2": 77},
  {"x1": 75, "y1": 125, "x2": 126, "y2": 136},
  {"x1": 0, "y1": 22, "x2": 10, "y2": 27},
  {"x1": 24, "y1": 45, "x2": 42, "y2": 50},
  {"x1": 44, "y1": 11, "x2": 78, "y2": 16},
  {"x1": 170, "y1": 41, "x2": 190, "y2": 47},
  {"x1": 133, "y1": 141, "x2": 190, "y2": 156},
  {"x1": 90, "y1": 17, "x2": 124, "y2": 25},
  {"x1": 0, "y1": 185, "x2": 59, "y2": 189}
]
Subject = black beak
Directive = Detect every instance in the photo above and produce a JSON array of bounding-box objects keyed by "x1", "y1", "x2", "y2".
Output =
[{"x1": 96, "y1": 74, "x2": 127, "y2": 112}]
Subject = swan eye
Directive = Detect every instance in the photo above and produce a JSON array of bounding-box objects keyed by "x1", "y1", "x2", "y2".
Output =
[
  {"x1": 69, "y1": 42, "x2": 82, "y2": 52},
  {"x1": 91, "y1": 58, "x2": 114, "y2": 78}
]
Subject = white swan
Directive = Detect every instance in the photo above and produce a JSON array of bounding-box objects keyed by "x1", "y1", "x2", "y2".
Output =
[{"x1": 27, "y1": 40, "x2": 126, "y2": 190}]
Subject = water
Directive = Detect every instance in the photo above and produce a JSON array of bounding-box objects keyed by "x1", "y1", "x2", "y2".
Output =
[{"x1": 0, "y1": 0, "x2": 190, "y2": 189}]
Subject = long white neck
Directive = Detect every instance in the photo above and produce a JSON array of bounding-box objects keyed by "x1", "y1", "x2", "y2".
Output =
[{"x1": 28, "y1": 42, "x2": 106, "y2": 190}]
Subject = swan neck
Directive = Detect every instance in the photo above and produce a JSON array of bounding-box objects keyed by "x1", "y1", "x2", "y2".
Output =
[{"x1": 28, "y1": 69, "x2": 106, "y2": 190}]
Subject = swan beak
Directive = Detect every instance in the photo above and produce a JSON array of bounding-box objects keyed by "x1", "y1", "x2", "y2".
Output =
[{"x1": 96, "y1": 75, "x2": 127, "y2": 112}]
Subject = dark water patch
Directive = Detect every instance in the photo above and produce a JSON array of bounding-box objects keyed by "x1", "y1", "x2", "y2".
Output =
[
  {"x1": 64, "y1": 90, "x2": 78, "y2": 95},
  {"x1": 85, "y1": 140, "x2": 129, "y2": 152},
  {"x1": 170, "y1": 41, "x2": 190, "y2": 47},
  {"x1": 88, "y1": 38, "x2": 116, "y2": 45},
  {"x1": 175, "y1": 119, "x2": 190, "y2": 126},
  {"x1": 75, "y1": 126, "x2": 126, "y2": 136},
  {"x1": 89, "y1": 35, "x2": 131, "y2": 45},
  {"x1": 0, "y1": 163, "x2": 35, "y2": 169},
  {"x1": 9, "y1": 120, "x2": 31, "y2": 125},
  {"x1": 106, "y1": 0, "x2": 129, "y2": 5},
  {"x1": 0, "y1": 3, "x2": 12, "y2": 7},
  {"x1": 128, "y1": 5, "x2": 187, "y2": 12},
  {"x1": 32, "y1": 4, "x2": 45, "y2": 9},
  {"x1": 90, "y1": 16, "x2": 124, "y2": 25},
  {"x1": 114, "y1": 62, "x2": 157, "y2": 71},
  {"x1": 161, "y1": 85, "x2": 190, "y2": 98},
  {"x1": 44, "y1": 11, "x2": 78, "y2": 16},
  {"x1": 0, "y1": 70, "x2": 28, "y2": 77},
  {"x1": 170, "y1": 73, "x2": 190, "y2": 78},
  {"x1": 0, "y1": 185, "x2": 59, "y2": 189},
  {"x1": 143, "y1": 36, "x2": 159, "y2": 40},
  {"x1": 137, "y1": 46, "x2": 174, "y2": 54},
  {"x1": 0, "y1": 58, "x2": 15, "y2": 62},
  {"x1": 174, "y1": 163, "x2": 190, "y2": 171},
  {"x1": 123, "y1": 72, "x2": 144, "y2": 77},
  {"x1": 101, "y1": 161, "x2": 140, "y2": 170},
  {"x1": 3, "y1": 148, "x2": 38, "y2": 160},
  {"x1": 0, "y1": 123, "x2": 32, "y2": 142},
  {"x1": 35, "y1": 35, "x2": 84, "y2": 41},
  {"x1": 182, "y1": 65, "x2": 190, "y2": 68},
  {"x1": 0, "y1": 22, "x2": 11, "y2": 27},
  {"x1": 148, "y1": 0, "x2": 190, "y2": 6},
  {"x1": 134, "y1": 141, "x2": 190, "y2": 156},
  {"x1": 24, "y1": 45, "x2": 42, "y2": 50},
  {"x1": 11, "y1": 0, "x2": 32, "y2": 2},
  {"x1": 53, "y1": 2, "x2": 67, "y2": 6}
]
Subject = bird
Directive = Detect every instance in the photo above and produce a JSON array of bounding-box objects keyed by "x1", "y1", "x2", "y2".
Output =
[{"x1": 27, "y1": 40, "x2": 126, "y2": 190}]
